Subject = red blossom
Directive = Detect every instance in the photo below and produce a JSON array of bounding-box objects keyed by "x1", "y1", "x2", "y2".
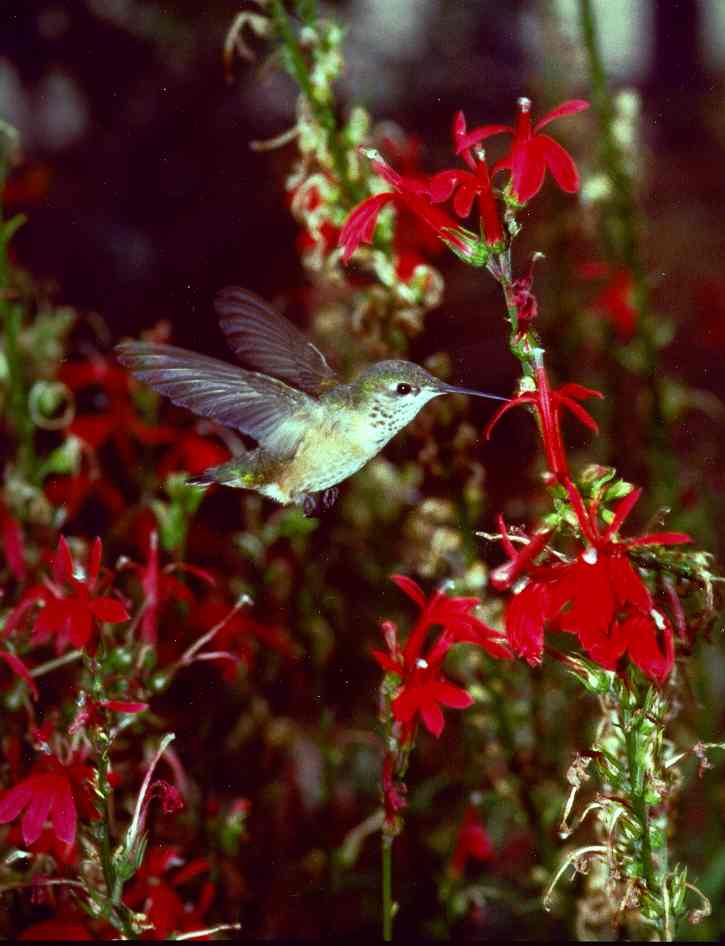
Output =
[
  {"x1": 156, "y1": 429, "x2": 230, "y2": 479},
  {"x1": 499, "y1": 483, "x2": 691, "y2": 684},
  {"x1": 374, "y1": 576, "x2": 511, "y2": 738},
  {"x1": 339, "y1": 150, "x2": 470, "y2": 264},
  {"x1": 428, "y1": 111, "x2": 504, "y2": 246},
  {"x1": 458, "y1": 97, "x2": 589, "y2": 204},
  {"x1": 0, "y1": 755, "x2": 98, "y2": 847},
  {"x1": 4, "y1": 536, "x2": 128, "y2": 652},
  {"x1": 485, "y1": 362, "x2": 604, "y2": 479},
  {"x1": 450, "y1": 806, "x2": 495, "y2": 876}
]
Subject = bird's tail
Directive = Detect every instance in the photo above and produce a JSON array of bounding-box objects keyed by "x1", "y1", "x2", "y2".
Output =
[{"x1": 186, "y1": 452, "x2": 257, "y2": 489}]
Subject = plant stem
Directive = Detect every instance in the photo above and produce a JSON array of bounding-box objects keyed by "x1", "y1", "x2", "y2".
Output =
[{"x1": 382, "y1": 831, "x2": 394, "y2": 941}]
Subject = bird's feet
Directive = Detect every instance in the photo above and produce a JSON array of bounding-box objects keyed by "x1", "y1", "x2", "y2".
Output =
[{"x1": 302, "y1": 487, "x2": 339, "y2": 517}]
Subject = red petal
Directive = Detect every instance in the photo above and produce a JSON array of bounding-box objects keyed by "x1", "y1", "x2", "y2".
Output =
[
  {"x1": 428, "y1": 170, "x2": 462, "y2": 203},
  {"x1": 625, "y1": 532, "x2": 692, "y2": 547},
  {"x1": 390, "y1": 574, "x2": 427, "y2": 608},
  {"x1": 100, "y1": 700, "x2": 149, "y2": 713},
  {"x1": 453, "y1": 181, "x2": 476, "y2": 218},
  {"x1": 537, "y1": 135, "x2": 580, "y2": 193},
  {"x1": 602, "y1": 487, "x2": 642, "y2": 542},
  {"x1": 51, "y1": 776, "x2": 77, "y2": 846},
  {"x1": 607, "y1": 554, "x2": 652, "y2": 612},
  {"x1": 556, "y1": 383, "x2": 604, "y2": 401},
  {"x1": 455, "y1": 124, "x2": 512, "y2": 154},
  {"x1": 622, "y1": 612, "x2": 673, "y2": 685},
  {"x1": 21, "y1": 776, "x2": 54, "y2": 845},
  {"x1": 70, "y1": 414, "x2": 116, "y2": 448},
  {"x1": 505, "y1": 582, "x2": 547, "y2": 665},
  {"x1": 339, "y1": 193, "x2": 394, "y2": 262},
  {"x1": 420, "y1": 703, "x2": 445, "y2": 738},
  {"x1": 483, "y1": 394, "x2": 533, "y2": 440},
  {"x1": 87, "y1": 538, "x2": 102, "y2": 588},
  {"x1": 512, "y1": 140, "x2": 546, "y2": 203},
  {"x1": 0, "y1": 780, "x2": 34, "y2": 824},
  {"x1": 53, "y1": 536, "x2": 73, "y2": 585},
  {"x1": 534, "y1": 99, "x2": 590, "y2": 132},
  {"x1": 559, "y1": 558, "x2": 615, "y2": 638},
  {"x1": 558, "y1": 395, "x2": 599, "y2": 433},
  {"x1": 431, "y1": 680, "x2": 474, "y2": 709},
  {"x1": 0, "y1": 651, "x2": 39, "y2": 700},
  {"x1": 577, "y1": 618, "x2": 628, "y2": 670},
  {"x1": 91, "y1": 596, "x2": 129, "y2": 623},
  {"x1": 68, "y1": 610, "x2": 93, "y2": 649}
]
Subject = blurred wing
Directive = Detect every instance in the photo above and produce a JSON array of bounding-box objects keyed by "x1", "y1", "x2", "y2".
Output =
[
  {"x1": 115, "y1": 341, "x2": 311, "y2": 454},
  {"x1": 215, "y1": 287, "x2": 338, "y2": 396}
]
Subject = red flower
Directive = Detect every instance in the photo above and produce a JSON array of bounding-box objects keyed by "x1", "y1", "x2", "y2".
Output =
[
  {"x1": 374, "y1": 576, "x2": 511, "y2": 738},
  {"x1": 458, "y1": 98, "x2": 589, "y2": 204},
  {"x1": 485, "y1": 362, "x2": 603, "y2": 479},
  {"x1": 450, "y1": 806, "x2": 494, "y2": 876},
  {"x1": 124, "y1": 845, "x2": 212, "y2": 940},
  {"x1": 4, "y1": 536, "x2": 129, "y2": 652},
  {"x1": 498, "y1": 483, "x2": 691, "y2": 684},
  {"x1": 339, "y1": 150, "x2": 470, "y2": 263},
  {"x1": 0, "y1": 755, "x2": 98, "y2": 846},
  {"x1": 59, "y1": 358, "x2": 175, "y2": 463},
  {"x1": 580, "y1": 262, "x2": 638, "y2": 339},
  {"x1": 428, "y1": 111, "x2": 504, "y2": 246}
]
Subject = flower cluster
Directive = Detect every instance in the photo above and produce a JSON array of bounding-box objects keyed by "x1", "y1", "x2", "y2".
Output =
[
  {"x1": 374, "y1": 575, "x2": 511, "y2": 739},
  {"x1": 340, "y1": 97, "x2": 589, "y2": 266}
]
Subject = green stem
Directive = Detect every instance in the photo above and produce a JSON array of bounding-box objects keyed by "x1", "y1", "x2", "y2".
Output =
[
  {"x1": 624, "y1": 720, "x2": 657, "y2": 892},
  {"x1": 267, "y1": 0, "x2": 357, "y2": 204},
  {"x1": 382, "y1": 832, "x2": 393, "y2": 941}
]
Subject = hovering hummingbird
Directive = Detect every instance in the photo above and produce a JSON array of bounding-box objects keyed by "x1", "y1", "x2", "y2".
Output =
[{"x1": 116, "y1": 288, "x2": 506, "y2": 516}]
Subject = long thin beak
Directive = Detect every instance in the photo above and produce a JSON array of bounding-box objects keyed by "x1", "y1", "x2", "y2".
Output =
[{"x1": 440, "y1": 384, "x2": 508, "y2": 402}]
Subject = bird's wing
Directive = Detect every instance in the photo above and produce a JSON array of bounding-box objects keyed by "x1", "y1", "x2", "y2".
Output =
[
  {"x1": 214, "y1": 287, "x2": 338, "y2": 396},
  {"x1": 116, "y1": 341, "x2": 312, "y2": 455}
]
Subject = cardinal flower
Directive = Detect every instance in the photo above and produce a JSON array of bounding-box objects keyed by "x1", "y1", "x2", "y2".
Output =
[
  {"x1": 497, "y1": 483, "x2": 691, "y2": 684},
  {"x1": 3, "y1": 536, "x2": 129, "y2": 652},
  {"x1": 339, "y1": 150, "x2": 471, "y2": 263},
  {"x1": 0, "y1": 755, "x2": 98, "y2": 846},
  {"x1": 374, "y1": 576, "x2": 510, "y2": 738},
  {"x1": 428, "y1": 111, "x2": 505, "y2": 246},
  {"x1": 458, "y1": 97, "x2": 589, "y2": 204}
]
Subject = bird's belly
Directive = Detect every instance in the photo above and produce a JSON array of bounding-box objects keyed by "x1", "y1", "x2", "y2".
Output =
[{"x1": 280, "y1": 428, "x2": 377, "y2": 498}]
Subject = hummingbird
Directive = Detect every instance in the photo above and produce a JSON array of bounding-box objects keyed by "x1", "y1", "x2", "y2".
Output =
[{"x1": 115, "y1": 288, "x2": 506, "y2": 516}]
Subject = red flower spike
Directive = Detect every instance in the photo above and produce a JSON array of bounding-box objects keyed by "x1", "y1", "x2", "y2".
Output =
[
  {"x1": 392, "y1": 672, "x2": 473, "y2": 738},
  {"x1": 339, "y1": 151, "x2": 470, "y2": 263}
]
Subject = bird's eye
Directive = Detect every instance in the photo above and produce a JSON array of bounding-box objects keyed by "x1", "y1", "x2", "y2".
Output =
[{"x1": 396, "y1": 383, "x2": 413, "y2": 395}]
